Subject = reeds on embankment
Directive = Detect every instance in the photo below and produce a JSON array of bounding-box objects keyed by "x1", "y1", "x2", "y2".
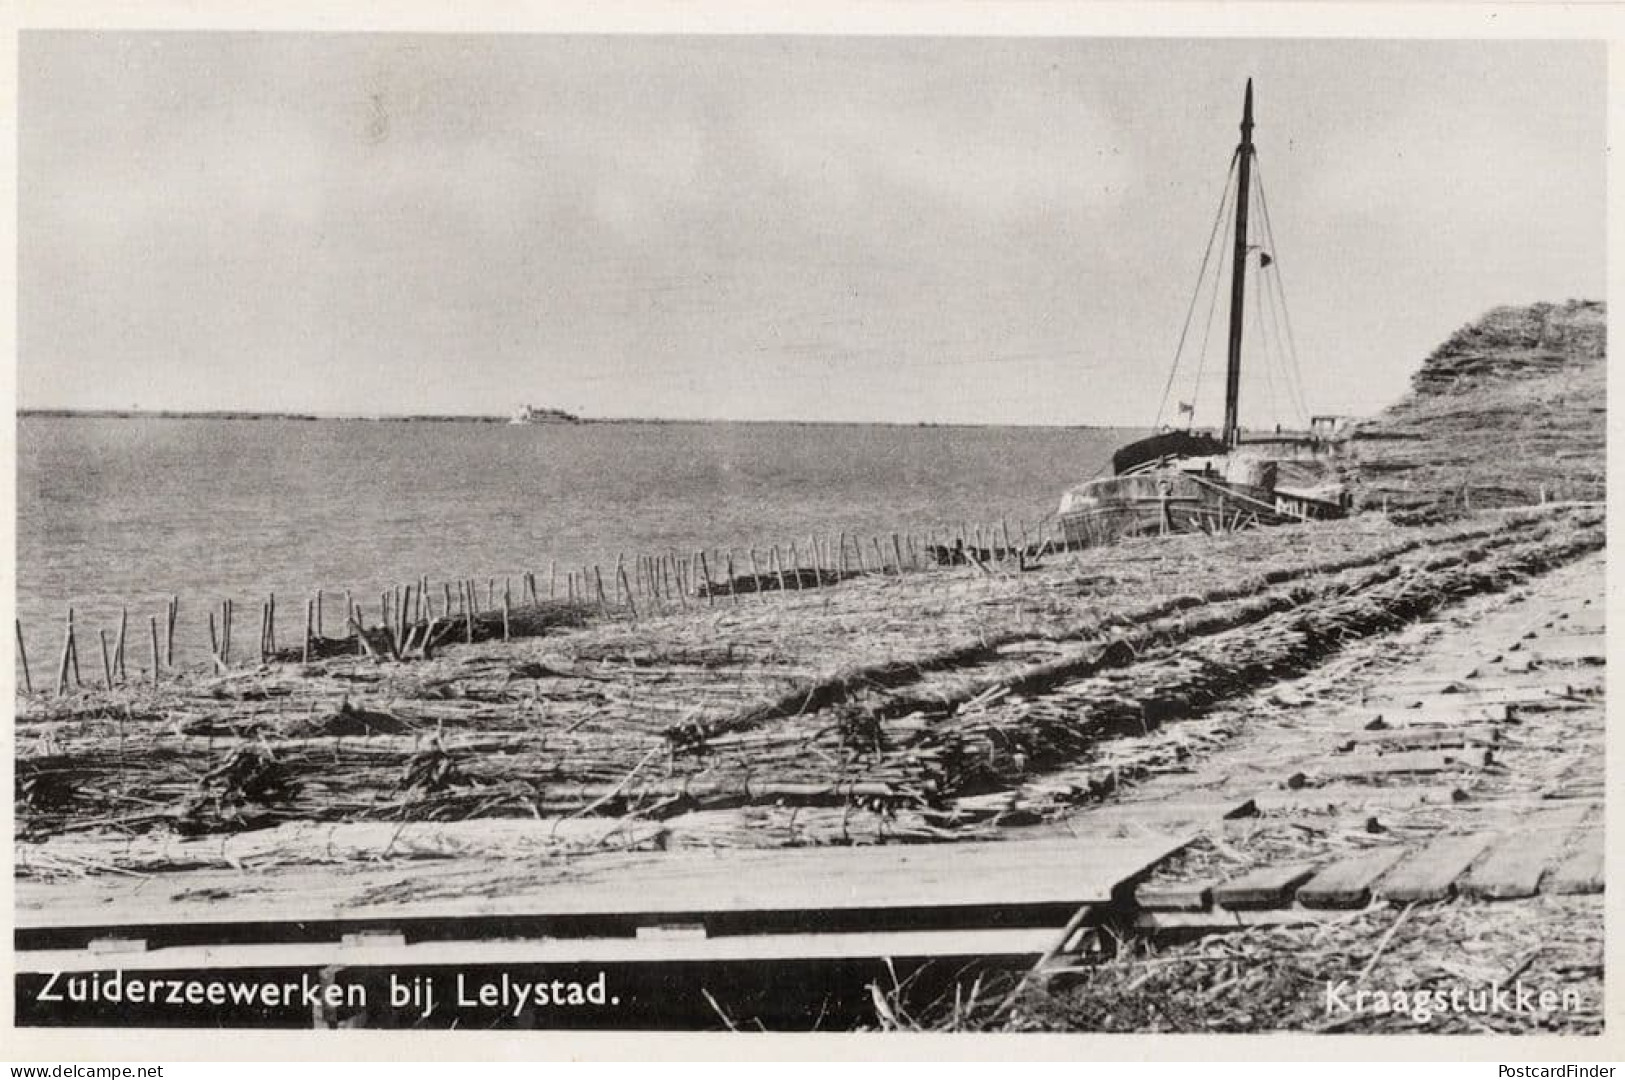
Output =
[
  {"x1": 14, "y1": 502, "x2": 1601, "y2": 863},
  {"x1": 1351, "y1": 300, "x2": 1606, "y2": 519}
]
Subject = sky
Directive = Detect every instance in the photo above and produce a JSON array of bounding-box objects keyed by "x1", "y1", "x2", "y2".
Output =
[{"x1": 19, "y1": 33, "x2": 1607, "y2": 426}]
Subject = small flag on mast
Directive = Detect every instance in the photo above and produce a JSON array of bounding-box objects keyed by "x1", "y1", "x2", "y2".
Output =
[
  {"x1": 1176, "y1": 401, "x2": 1194, "y2": 415},
  {"x1": 1260, "y1": 251, "x2": 1273, "y2": 268}
]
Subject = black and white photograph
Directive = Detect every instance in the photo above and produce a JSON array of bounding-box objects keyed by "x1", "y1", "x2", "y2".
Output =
[{"x1": 8, "y1": 9, "x2": 1613, "y2": 1049}]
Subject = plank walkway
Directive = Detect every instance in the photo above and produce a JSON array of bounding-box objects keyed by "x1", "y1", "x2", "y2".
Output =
[
  {"x1": 1132, "y1": 579, "x2": 1604, "y2": 925},
  {"x1": 15, "y1": 830, "x2": 1191, "y2": 970}
]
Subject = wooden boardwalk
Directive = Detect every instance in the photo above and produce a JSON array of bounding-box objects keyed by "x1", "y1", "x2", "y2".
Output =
[
  {"x1": 1134, "y1": 588, "x2": 1605, "y2": 929},
  {"x1": 15, "y1": 831, "x2": 1191, "y2": 972}
]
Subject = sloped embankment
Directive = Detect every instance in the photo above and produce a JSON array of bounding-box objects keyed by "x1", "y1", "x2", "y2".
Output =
[{"x1": 1351, "y1": 300, "x2": 1605, "y2": 518}]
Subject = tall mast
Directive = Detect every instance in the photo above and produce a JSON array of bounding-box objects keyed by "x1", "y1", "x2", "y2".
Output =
[{"x1": 1221, "y1": 79, "x2": 1255, "y2": 450}]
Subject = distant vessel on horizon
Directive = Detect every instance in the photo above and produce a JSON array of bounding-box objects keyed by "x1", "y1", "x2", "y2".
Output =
[{"x1": 509, "y1": 404, "x2": 581, "y2": 425}]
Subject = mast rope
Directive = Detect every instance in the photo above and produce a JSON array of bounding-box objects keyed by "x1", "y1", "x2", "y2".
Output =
[
  {"x1": 1252, "y1": 161, "x2": 1312, "y2": 424},
  {"x1": 1187, "y1": 164, "x2": 1239, "y2": 429},
  {"x1": 1249, "y1": 174, "x2": 1304, "y2": 429},
  {"x1": 1259, "y1": 242, "x2": 1309, "y2": 426},
  {"x1": 1253, "y1": 243, "x2": 1281, "y2": 427},
  {"x1": 1151, "y1": 150, "x2": 1240, "y2": 432}
]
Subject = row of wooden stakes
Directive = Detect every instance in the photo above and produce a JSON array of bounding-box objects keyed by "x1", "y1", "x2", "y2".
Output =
[{"x1": 16, "y1": 520, "x2": 1066, "y2": 695}]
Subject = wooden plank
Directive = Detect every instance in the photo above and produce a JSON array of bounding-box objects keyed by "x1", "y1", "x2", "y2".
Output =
[
  {"x1": 1079, "y1": 798, "x2": 1257, "y2": 826},
  {"x1": 15, "y1": 925, "x2": 1060, "y2": 975},
  {"x1": 1525, "y1": 637, "x2": 1607, "y2": 666},
  {"x1": 1545, "y1": 829, "x2": 1604, "y2": 896},
  {"x1": 1420, "y1": 685, "x2": 1584, "y2": 707},
  {"x1": 1358, "y1": 703, "x2": 1514, "y2": 728},
  {"x1": 1459, "y1": 839, "x2": 1558, "y2": 900},
  {"x1": 1253, "y1": 785, "x2": 1468, "y2": 814},
  {"x1": 1381, "y1": 682, "x2": 1579, "y2": 708},
  {"x1": 1548, "y1": 614, "x2": 1604, "y2": 635},
  {"x1": 1296, "y1": 847, "x2": 1409, "y2": 908},
  {"x1": 1212, "y1": 863, "x2": 1319, "y2": 910},
  {"x1": 1335, "y1": 725, "x2": 1500, "y2": 752},
  {"x1": 1317, "y1": 747, "x2": 1493, "y2": 779},
  {"x1": 1459, "y1": 806, "x2": 1595, "y2": 900},
  {"x1": 1134, "y1": 907, "x2": 1347, "y2": 931},
  {"x1": 1376, "y1": 833, "x2": 1496, "y2": 903},
  {"x1": 1134, "y1": 881, "x2": 1214, "y2": 912},
  {"x1": 15, "y1": 832, "x2": 1191, "y2": 934}
]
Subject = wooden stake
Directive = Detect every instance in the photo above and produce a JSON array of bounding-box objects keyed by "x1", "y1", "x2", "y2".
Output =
[
  {"x1": 892, "y1": 532, "x2": 904, "y2": 574},
  {"x1": 16, "y1": 619, "x2": 32, "y2": 694},
  {"x1": 618, "y1": 563, "x2": 637, "y2": 621},
  {"x1": 165, "y1": 597, "x2": 177, "y2": 668},
  {"x1": 114, "y1": 608, "x2": 128, "y2": 681},
  {"x1": 304, "y1": 599, "x2": 314, "y2": 664},
  {"x1": 98, "y1": 628, "x2": 113, "y2": 689},
  {"x1": 501, "y1": 589, "x2": 510, "y2": 641},
  {"x1": 148, "y1": 616, "x2": 160, "y2": 687},
  {"x1": 749, "y1": 549, "x2": 763, "y2": 596},
  {"x1": 788, "y1": 543, "x2": 802, "y2": 590},
  {"x1": 66, "y1": 607, "x2": 80, "y2": 682},
  {"x1": 594, "y1": 565, "x2": 609, "y2": 616},
  {"x1": 347, "y1": 611, "x2": 379, "y2": 661},
  {"x1": 223, "y1": 599, "x2": 233, "y2": 665},
  {"x1": 699, "y1": 551, "x2": 715, "y2": 604},
  {"x1": 854, "y1": 537, "x2": 867, "y2": 574},
  {"x1": 726, "y1": 551, "x2": 738, "y2": 603},
  {"x1": 872, "y1": 536, "x2": 886, "y2": 574},
  {"x1": 549, "y1": 560, "x2": 557, "y2": 599},
  {"x1": 838, "y1": 533, "x2": 849, "y2": 578},
  {"x1": 208, "y1": 611, "x2": 220, "y2": 665}
]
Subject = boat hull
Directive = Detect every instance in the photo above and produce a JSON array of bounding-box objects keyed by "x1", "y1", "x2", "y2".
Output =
[{"x1": 1057, "y1": 470, "x2": 1344, "y2": 548}]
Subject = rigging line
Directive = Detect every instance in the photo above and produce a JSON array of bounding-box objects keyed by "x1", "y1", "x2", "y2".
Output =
[
  {"x1": 1251, "y1": 249, "x2": 1280, "y2": 430},
  {"x1": 1248, "y1": 162, "x2": 1304, "y2": 424},
  {"x1": 1261, "y1": 256, "x2": 1309, "y2": 424},
  {"x1": 1252, "y1": 160, "x2": 1312, "y2": 419},
  {"x1": 1151, "y1": 148, "x2": 1240, "y2": 432},
  {"x1": 1260, "y1": 250, "x2": 1309, "y2": 426},
  {"x1": 1249, "y1": 175, "x2": 1307, "y2": 428},
  {"x1": 1188, "y1": 163, "x2": 1238, "y2": 429}
]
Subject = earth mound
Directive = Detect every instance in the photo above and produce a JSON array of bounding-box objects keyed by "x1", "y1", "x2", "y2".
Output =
[{"x1": 1351, "y1": 300, "x2": 1605, "y2": 518}]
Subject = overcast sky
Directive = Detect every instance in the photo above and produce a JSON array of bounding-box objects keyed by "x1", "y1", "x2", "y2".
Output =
[{"x1": 19, "y1": 34, "x2": 1605, "y2": 425}]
